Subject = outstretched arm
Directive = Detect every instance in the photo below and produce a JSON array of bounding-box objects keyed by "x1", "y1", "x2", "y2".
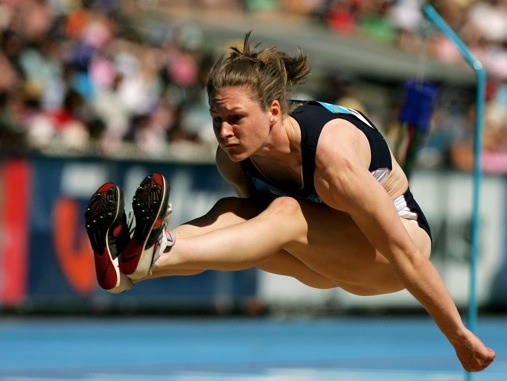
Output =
[
  {"x1": 314, "y1": 121, "x2": 495, "y2": 372},
  {"x1": 342, "y1": 176, "x2": 494, "y2": 371}
]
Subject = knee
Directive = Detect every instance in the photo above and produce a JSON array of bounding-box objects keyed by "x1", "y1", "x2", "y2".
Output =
[{"x1": 265, "y1": 196, "x2": 302, "y2": 219}]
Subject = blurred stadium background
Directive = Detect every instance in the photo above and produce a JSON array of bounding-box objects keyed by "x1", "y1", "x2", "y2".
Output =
[{"x1": 0, "y1": 0, "x2": 506, "y2": 319}]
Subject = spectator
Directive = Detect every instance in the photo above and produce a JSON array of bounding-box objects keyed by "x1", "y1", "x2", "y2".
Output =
[{"x1": 0, "y1": 0, "x2": 505, "y2": 169}]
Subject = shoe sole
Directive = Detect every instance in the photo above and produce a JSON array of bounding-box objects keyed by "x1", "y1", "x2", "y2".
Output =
[
  {"x1": 84, "y1": 183, "x2": 132, "y2": 293},
  {"x1": 120, "y1": 173, "x2": 169, "y2": 279}
]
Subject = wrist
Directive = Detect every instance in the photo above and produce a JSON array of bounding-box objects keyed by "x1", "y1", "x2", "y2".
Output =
[{"x1": 447, "y1": 326, "x2": 472, "y2": 346}]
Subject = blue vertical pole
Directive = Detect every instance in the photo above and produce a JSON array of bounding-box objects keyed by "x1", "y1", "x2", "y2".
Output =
[{"x1": 422, "y1": 4, "x2": 486, "y2": 381}]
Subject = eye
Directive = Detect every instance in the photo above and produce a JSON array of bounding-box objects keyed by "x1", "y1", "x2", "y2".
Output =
[
  {"x1": 230, "y1": 114, "x2": 243, "y2": 124},
  {"x1": 212, "y1": 116, "x2": 222, "y2": 125}
]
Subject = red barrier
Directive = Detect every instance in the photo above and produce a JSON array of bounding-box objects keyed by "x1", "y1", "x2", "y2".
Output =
[{"x1": 0, "y1": 159, "x2": 31, "y2": 305}]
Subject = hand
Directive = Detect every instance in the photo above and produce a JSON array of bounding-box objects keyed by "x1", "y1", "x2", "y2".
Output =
[{"x1": 453, "y1": 330, "x2": 496, "y2": 372}]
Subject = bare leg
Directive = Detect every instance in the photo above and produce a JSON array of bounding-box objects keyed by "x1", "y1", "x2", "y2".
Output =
[
  {"x1": 158, "y1": 197, "x2": 308, "y2": 270},
  {"x1": 147, "y1": 197, "x2": 336, "y2": 288},
  {"x1": 151, "y1": 195, "x2": 425, "y2": 295},
  {"x1": 150, "y1": 251, "x2": 337, "y2": 289}
]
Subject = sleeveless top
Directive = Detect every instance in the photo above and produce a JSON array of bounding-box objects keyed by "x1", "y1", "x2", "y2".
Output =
[{"x1": 240, "y1": 101, "x2": 392, "y2": 203}]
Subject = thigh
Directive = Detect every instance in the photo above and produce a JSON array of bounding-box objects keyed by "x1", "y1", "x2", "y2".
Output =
[
  {"x1": 170, "y1": 196, "x2": 340, "y2": 287},
  {"x1": 172, "y1": 197, "x2": 266, "y2": 238},
  {"x1": 256, "y1": 250, "x2": 339, "y2": 289},
  {"x1": 280, "y1": 199, "x2": 431, "y2": 295}
]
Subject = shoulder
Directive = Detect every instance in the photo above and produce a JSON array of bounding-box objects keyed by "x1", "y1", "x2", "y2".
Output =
[
  {"x1": 216, "y1": 147, "x2": 243, "y2": 181},
  {"x1": 315, "y1": 118, "x2": 372, "y2": 173}
]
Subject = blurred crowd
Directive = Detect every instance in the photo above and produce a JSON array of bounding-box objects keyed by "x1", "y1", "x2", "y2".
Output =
[
  {"x1": 0, "y1": 0, "x2": 506, "y2": 172},
  {"x1": 316, "y1": 0, "x2": 507, "y2": 173},
  {"x1": 0, "y1": 0, "x2": 218, "y2": 158}
]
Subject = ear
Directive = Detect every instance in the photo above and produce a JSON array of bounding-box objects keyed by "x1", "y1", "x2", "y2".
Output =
[{"x1": 269, "y1": 100, "x2": 281, "y2": 124}]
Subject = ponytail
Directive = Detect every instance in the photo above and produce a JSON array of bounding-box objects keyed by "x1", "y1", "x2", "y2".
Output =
[{"x1": 207, "y1": 31, "x2": 311, "y2": 114}]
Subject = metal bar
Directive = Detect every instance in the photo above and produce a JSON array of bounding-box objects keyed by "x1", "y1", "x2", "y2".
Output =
[{"x1": 422, "y1": 4, "x2": 487, "y2": 381}]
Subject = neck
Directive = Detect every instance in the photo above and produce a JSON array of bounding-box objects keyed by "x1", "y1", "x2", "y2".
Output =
[{"x1": 255, "y1": 116, "x2": 300, "y2": 160}]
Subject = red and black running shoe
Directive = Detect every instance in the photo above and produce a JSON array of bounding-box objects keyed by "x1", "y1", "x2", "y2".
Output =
[
  {"x1": 120, "y1": 173, "x2": 170, "y2": 280},
  {"x1": 84, "y1": 183, "x2": 133, "y2": 293}
]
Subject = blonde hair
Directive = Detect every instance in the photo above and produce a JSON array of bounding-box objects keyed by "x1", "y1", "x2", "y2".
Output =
[{"x1": 206, "y1": 31, "x2": 310, "y2": 115}]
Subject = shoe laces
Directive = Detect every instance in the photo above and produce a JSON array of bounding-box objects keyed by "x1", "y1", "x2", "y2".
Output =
[
  {"x1": 150, "y1": 228, "x2": 176, "y2": 275},
  {"x1": 144, "y1": 203, "x2": 175, "y2": 275}
]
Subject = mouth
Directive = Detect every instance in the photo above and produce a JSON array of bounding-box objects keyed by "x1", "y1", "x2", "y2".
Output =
[
  {"x1": 221, "y1": 143, "x2": 245, "y2": 161},
  {"x1": 221, "y1": 142, "x2": 238, "y2": 150}
]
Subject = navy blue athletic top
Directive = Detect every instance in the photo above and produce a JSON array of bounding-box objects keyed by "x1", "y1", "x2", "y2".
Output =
[{"x1": 240, "y1": 101, "x2": 392, "y2": 203}]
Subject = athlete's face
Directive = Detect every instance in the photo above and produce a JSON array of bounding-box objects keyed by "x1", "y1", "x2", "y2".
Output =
[{"x1": 209, "y1": 86, "x2": 277, "y2": 162}]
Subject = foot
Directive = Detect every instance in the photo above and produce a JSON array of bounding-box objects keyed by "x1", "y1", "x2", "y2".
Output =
[
  {"x1": 84, "y1": 183, "x2": 133, "y2": 293},
  {"x1": 120, "y1": 173, "x2": 172, "y2": 279}
]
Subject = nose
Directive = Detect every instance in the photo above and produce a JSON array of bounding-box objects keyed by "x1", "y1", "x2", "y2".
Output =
[{"x1": 217, "y1": 121, "x2": 234, "y2": 140}]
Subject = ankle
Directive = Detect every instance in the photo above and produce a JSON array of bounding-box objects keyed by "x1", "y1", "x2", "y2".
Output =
[{"x1": 151, "y1": 229, "x2": 176, "y2": 271}]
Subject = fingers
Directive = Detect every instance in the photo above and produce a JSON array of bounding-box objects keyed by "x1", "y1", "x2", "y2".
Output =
[
  {"x1": 458, "y1": 341, "x2": 496, "y2": 372},
  {"x1": 453, "y1": 330, "x2": 496, "y2": 372},
  {"x1": 463, "y1": 347, "x2": 496, "y2": 372}
]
